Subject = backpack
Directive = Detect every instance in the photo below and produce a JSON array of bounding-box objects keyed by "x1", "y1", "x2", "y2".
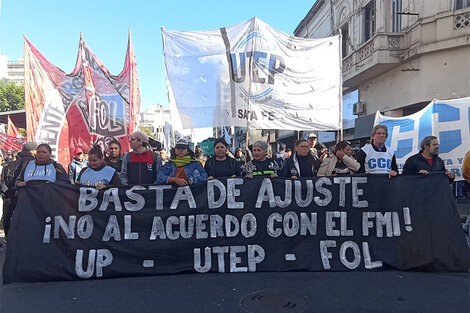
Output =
[{"x1": 1, "y1": 160, "x2": 20, "y2": 195}]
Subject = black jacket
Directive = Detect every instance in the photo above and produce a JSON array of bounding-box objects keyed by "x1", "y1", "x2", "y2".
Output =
[
  {"x1": 402, "y1": 151, "x2": 453, "y2": 182},
  {"x1": 280, "y1": 154, "x2": 317, "y2": 178},
  {"x1": 204, "y1": 156, "x2": 240, "y2": 178}
]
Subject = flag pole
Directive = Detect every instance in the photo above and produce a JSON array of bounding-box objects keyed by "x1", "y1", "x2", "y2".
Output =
[
  {"x1": 244, "y1": 17, "x2": 258, "y2": 164},
  {"x1": 338, "y1": 29, "x2": 344, "y2": 141}
]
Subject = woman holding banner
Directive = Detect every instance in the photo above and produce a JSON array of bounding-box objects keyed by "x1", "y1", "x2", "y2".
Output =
[
  {"x1": 156, "y1": 138, "x2": 207, "y2": 186},
  {"x1": 280, "y1": 139, "x2": 317, "y2": 179},
  {"x1": 244, "y1": 141, "x2": 278, "y2": 178},
  {"x1": 77, "y1": 145, "x2": 121, "y2": 190},
  {"x1": 16, "y1": 143, "x2": 69, "y2": 186},
  {"x1": 204, "y1": 138, "x2": 240, "y2": 180}
]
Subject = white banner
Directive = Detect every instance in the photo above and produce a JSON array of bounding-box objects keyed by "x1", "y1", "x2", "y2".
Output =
[
  {"x1": 374, "y1": 97, "x2": 470, "y2": 180},
  {"x1": 163, "y1": 121, "x2": 173, "y2": 150},
  {"x1": 162, "y1": 17, "x2": 341, "y2": 130}
]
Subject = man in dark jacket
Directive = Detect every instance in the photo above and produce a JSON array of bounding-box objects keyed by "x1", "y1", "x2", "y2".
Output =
[
  {"x1": 120, "y1": 131, "x2": 162, "y2": 185},
  {"x1": 402, "y1": 136, "x2": 455, "y2": 182},
  {"x1": 1, "y1": 142, "x2": 37, "y2": 237}
]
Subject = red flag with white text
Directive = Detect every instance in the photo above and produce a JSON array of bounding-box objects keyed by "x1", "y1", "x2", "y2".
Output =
[{"x1": 24, "y1": 31, "x2": 140, "y2": 165}]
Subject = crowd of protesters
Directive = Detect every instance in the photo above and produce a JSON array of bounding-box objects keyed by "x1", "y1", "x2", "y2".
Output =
[{"x1": 0, "y1": 125, "x2": 468, "y2": 245}]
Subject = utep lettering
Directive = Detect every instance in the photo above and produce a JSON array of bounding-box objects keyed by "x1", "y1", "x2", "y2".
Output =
[{"x1": 230, "y1": 52, "x2": 285, "y2": 84}]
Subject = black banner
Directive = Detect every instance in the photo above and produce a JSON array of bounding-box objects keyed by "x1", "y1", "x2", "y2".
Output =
[{"x1": 4, "y1": 174, "x2": 469, "y2": 283}]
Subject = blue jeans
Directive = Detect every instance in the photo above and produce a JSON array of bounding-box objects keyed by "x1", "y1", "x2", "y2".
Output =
[
  {"x1": 464, "y1": 216, "x2": 470, "y2": 247},
  {"x1": 455, "y1": 181, "x2": 466, "y2": 198}
]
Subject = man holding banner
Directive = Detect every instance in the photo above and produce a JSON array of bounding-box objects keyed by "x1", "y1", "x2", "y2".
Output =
[
  {"x1": 402, "y1": 136, "x2": 455, "y2": 182},
  {"x1": 357, "y1": 125, "x2": 398, "y2": 178}
]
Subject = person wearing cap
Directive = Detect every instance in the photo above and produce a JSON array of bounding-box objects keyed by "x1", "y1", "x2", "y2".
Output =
[
  {"x1": 356, "y1": 124, "x2": 398, "y2": 178},
  {"x1": 244, "y1": 141, "x2": 279, "y2": 178},
  {"x1": 121, "y1": 130, "x2": 162, "y2": 185},
  {"x1": 307, "y1": 133, "x2": 318, "y2": 157},
  {"x1": 156, "y1": 138, "x2": 207, "y2": 186},
  {"x1": 68, "y1": 147, "x2": 88, "y2": 184}
]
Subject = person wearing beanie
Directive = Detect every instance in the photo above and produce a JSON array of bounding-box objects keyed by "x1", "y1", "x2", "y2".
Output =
[
  {"x1": 14, "y1": 142, "x2": 38, "y2": 183},
  {"x1": 22, "y1": 141, "x2": 38, "y2": 153}
]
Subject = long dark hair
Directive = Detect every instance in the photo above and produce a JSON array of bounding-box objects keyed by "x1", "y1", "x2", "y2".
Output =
[{"x1": 333, "y1": 140, "x2": 351, "y2": 154}]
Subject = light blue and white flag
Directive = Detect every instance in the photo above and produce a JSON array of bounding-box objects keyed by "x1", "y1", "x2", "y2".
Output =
[
  {"x1": 375, "y1": 96, "x2": 470, "y2": 180},
  {"x1": 162, "y1": 17, "x2": 341, "y2": 130}
]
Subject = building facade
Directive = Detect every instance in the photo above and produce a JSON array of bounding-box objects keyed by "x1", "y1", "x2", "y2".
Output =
[
  {"x1": 295, "y1": 0, "x2": 470, "y2": 141},
  {"x1": 0, "y1": 54, "x2": 25, "y2": 85},
  {"x1": 139, "y1": 104, "x2": 171, "y2": 145}
]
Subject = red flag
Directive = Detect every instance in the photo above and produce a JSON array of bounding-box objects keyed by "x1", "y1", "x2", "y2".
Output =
[
  {"x1": 7, "y1": 116, "x2": 21, "y2": 138},
  {"x1": 0, "y1": 133, "x2": 26, "y2": 151},
  {"x1": 24, "y1": 32, "x2": 140, "y2": 165}
]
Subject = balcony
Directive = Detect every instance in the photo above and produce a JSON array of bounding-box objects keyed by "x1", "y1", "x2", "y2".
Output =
[{"x1": 342, "y1": 33, "x2": 405, "y2": 89}]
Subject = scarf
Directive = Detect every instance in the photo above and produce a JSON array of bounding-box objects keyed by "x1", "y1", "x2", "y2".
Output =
[{"x1": 170, "y1": 155, "x2": 197, "y2": 168}]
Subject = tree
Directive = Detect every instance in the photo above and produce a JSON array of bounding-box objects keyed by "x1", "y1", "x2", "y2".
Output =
[
  {"x1": 0, "y1": 80, "x2": 25, "y2": 112},
  {"x1": 139, "y1": 126, "x2": 154, "y2": 138}
]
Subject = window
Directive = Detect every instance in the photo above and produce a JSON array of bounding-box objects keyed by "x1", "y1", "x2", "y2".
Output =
[
  {"x1": 392, "y1": 0, "x2": 402, "y2": 32},
  {"x1": 364, "y1": 1, "x2": 376, "y2": 41},
  {"x1": 455, "y1": 0, "x2": 470, "y2": 9},
  {"x1": 341, "y1": 23, "x2": 349, "y2": 58},
  {"x1": 341, "y1": 24, "x2": 349, "y2": 57}
]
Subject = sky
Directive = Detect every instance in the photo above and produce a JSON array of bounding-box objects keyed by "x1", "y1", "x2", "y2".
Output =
[{"x1": 0, "y1": 0, "x2": 318, "y2": 112}]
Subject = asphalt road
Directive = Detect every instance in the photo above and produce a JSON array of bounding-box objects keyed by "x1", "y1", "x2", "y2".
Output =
[
  {"x1": 1, "y1": 240, "x2": 469, "y2": 313},
  {"x1": 1, "y1": 196, "x2": 469, "y2": 313}
]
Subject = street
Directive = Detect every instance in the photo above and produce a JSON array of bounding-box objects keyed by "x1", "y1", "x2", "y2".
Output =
[
  {"x1": 1, "y1": 237, "x2": 469, "y2": 313},
  {"x1": 1, "y1": 190, "x2": 469, "y2": 313}
]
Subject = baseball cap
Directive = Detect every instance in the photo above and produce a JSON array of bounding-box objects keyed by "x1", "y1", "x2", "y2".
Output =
[
  {"x1": 129, "y1": 131, "x2": 149, "y2": 144},
  {"x1": 308, "y1": 133, "x2": 317, "y2": 138},
  {"x1": 74, "y1": 147, "x2": 83, "y2": 155},
  {"x1": 175, "y1": 138, "x2": 189, "y2": 148}
]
